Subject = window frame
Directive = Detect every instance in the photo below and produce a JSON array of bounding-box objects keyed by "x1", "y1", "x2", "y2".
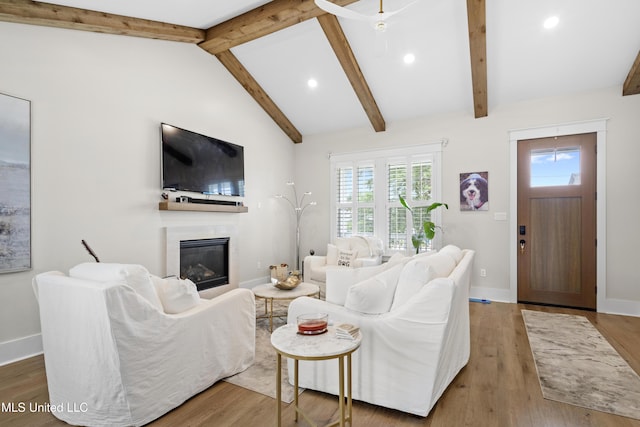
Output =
[{"x1": 330, "y1": 142, "x2": 444, "y2": 253}]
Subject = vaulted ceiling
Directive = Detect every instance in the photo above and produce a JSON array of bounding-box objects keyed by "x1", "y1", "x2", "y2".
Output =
[{"x1": 1, "y1": 0, "x2": 639, "y2": 143}]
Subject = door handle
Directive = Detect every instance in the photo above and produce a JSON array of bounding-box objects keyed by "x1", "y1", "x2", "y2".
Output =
[{"x1": 519, "y1": 239, "x2": 526, "y2": 254}]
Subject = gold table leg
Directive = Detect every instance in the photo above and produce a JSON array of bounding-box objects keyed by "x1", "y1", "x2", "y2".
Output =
[
  {"x1": 294, "y1": 359, "x2": 299, "y2": 421},
  {"x1": 338, "y1": 356, "x2": 345, "y2": 427},
  {"x1": 347, "y1": 353, "x2": 352, "y2": 425},
  {"x1": 276, "y1": 353, "x2": 281, "y2": 427},
  {"x1": 269, "y1": 297, "x2": 274, "y2": 332}
]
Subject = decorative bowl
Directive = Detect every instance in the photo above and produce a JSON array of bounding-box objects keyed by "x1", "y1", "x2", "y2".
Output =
[
  {"x1": 273, "y1": 270, "x2": 301, "y2": 290},
  {"x1": 297, "y1": 313, "x2": 328, "y2": 335}
]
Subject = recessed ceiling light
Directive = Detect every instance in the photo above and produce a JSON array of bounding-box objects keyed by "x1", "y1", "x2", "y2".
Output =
[
  {"x1": 307, "y1": 78, "x2": 318, "y2": 89},
  {"x1": 403, "y1": 53, "x2": 416, "y2": 65},
  {"x1": 543, "y1": 16, "x2": 559, "y2": 29}
]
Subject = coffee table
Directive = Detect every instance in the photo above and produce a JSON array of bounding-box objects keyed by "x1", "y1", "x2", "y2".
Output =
[
  {"x1": 271, "y1": 324, "x2": 361, "y2": 427},
  {"x1": 252, "y1": 282, "x2": 320, "y2": 332}
]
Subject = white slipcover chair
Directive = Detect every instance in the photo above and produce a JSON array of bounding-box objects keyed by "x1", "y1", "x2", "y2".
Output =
[{"x1": 33, "y1": 269, "x2": 255, "y2": 427}]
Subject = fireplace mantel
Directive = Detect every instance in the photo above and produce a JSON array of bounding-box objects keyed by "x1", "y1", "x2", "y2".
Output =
[{"x1": 159, "y1": 201, "x2": 248, "y2": 213}]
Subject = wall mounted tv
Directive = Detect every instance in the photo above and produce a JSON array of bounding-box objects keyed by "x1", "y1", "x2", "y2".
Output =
[{"x1": 161, "y1": 123, "x2": 245, "y2": 197}]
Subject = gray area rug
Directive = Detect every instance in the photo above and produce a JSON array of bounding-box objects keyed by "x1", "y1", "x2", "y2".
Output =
[
  {"x1": 522, "y1": 309, "x2": 640, "y2": 420},
  {"x1": 224, "y1": 302, "x2": 303, "y2": 403}
]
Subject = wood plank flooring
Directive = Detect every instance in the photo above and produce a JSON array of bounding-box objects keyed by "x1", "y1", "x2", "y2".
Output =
[{"x1": 1, "y1": 302, "x2": 639, "y2": 427}]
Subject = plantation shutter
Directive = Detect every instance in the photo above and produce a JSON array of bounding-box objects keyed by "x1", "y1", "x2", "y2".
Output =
[
  {"x1": 335, "y1": 163, "x2": 375, "y2": 238},
  {"x1": 386, "y1": 157, "x2": 433, "y2": 252},
  {"x1": 330, "y1": 142, "x2": 442, "y2": 252},
  {"x1": 336, "y1": 166, "x2": 353, "y2": 237}
]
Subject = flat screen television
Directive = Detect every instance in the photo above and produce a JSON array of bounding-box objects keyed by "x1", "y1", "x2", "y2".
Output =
[{"x1": 161, "y1": 123, "x2": 245, "y2": 197}]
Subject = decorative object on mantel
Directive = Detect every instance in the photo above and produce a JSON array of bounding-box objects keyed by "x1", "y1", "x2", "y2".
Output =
[
  {"x1": 399, "y1": 195, "x2": 448, "y2": 254},
  {"x1": 270, "y1": 264, "x2": 301, "y2": 290},
  {"x1": 274, "y1": 181, "x2": 316, "y2": 271}
]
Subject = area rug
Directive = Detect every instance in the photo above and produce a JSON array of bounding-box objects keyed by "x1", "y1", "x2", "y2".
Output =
[
  {"x1": 224, "y1": 304, "x2": 303, "y2": 403},
  {"x1": 522, "y1": 309, "x2": 640, "y2": 420}
]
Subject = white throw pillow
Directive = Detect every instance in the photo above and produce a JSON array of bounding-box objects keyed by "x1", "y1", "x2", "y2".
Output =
[
  {"x1": 439, "y1": 244, "x2": 464, "y2": 263},
  {"x1": 337, "y1": 249, "x2": 356, "y2": 268},
  {"x1": 344, "y1": 264, "x2": 403, "y2": 314},
  {"x1": 326, "y1": 244, "x2": 339, "y2": 265},
  {"x1": 390, "y1": 261, "x2": 433, "y2": 311},
  {"x1": 420, "y1": 253, "x2": 457, "y2": 278},
  {"x1": 386, "y1": 252, "x2": 408, "y2": 265},
  {"x1": 155, "y1": 277, "x2": 200, "y2": 314},
  {"x1": 69, "y1": 263, "x2": 163, "y2": 311}
]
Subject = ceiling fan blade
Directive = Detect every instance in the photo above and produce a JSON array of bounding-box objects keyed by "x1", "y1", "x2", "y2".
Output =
[{"x1": 314, "y1": 0, "x2": 371, "y2": 21}]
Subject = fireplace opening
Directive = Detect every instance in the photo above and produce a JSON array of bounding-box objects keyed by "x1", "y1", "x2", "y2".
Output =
[{"x1": 179, "y1": 237, "x2": 229, "y2": 291}]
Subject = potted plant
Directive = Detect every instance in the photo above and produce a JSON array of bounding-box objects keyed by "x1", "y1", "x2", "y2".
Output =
[{"x1": 399, "y1": 195, "x2": 448, "y2": 254}]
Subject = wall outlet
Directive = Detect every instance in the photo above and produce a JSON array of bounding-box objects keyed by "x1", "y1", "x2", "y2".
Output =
[
  {"x1": 480, "y1": 268, "x2": 487, "y2": 277},
  {"x1": 257, "y1": 261, "x2": 262, "y2": 270}
]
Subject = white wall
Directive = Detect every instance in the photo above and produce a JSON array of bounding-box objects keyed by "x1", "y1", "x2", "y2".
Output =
[
  {"x1": 0, "y1": 22, "x2": 296, "y2": 363},
  {"x1": 294, "y1": 86, "x2": 640, "y2": 314}
]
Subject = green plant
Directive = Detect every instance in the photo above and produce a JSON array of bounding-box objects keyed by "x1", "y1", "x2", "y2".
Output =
[{"x1": 399, "y1": 195, "x2": 448, "y2": 254}]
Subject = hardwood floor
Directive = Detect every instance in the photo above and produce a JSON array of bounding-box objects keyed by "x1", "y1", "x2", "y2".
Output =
[{"x1": 1, "y1": 302, "x2": 639, "y2": 427}]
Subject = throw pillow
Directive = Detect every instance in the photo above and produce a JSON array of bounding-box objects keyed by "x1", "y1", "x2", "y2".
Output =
[
  {"x1": 420, "y1": 253, "x2": 457, "y2": 278},
  {"x1": 69, "y1": 263, "x2": 163, "y2": 311},
  {"x1": 326, "y1": 244, "x2": 339, "y2": 265},
  {"x1": 337, "y1": 249, "x2": 356, "y2": 268},
  {"x1": 386, "y1": 252, "x2": 407, "y2": 265},
  {"x1": 390, "y1": 261, "x2": 433, "y2": 310},
  {"x1": 155, "y1": 277, "x2": 200, "y2": 314},
  {"x1": 344, "y1": 263, "x2": 403, "y2": 314},
  {"x1": 439, "y1": 244, "x2": 464, "y2": 263}
]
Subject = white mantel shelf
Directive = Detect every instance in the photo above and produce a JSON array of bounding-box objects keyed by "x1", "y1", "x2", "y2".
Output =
[{"x1": 158, "y1": 201, "x2": 248, "y2": 213}]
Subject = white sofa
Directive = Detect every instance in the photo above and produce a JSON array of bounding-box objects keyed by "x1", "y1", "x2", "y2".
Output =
[
  {"x1": 33, "y1": 264, "x2": 256, "y2": 427},
  {"x1": 303, "y1": 236, "x2": 384, "y2": 297},
  {"x1": 287, "y1": 245, "x2": 474, "y2": 416}
]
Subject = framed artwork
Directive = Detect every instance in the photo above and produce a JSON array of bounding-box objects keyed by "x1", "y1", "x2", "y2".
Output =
[
  {"x1": 0, "y1": 92, "x2": 31, "y2": 273},
  {"x1": 459, "y1": 171, "x2": 489, "y2": 211}
]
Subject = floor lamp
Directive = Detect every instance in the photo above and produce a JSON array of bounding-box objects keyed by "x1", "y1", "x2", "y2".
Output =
[{"x1": 275, "y1": 182, "x2": 316, "y2": 271}]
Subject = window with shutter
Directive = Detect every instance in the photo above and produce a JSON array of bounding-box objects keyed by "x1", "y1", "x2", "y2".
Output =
[{"x1": 330, "y1": 142, "x2": 443, "y2": 253}]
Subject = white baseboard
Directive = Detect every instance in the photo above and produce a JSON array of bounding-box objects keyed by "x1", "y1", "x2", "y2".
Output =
[
  {"x1": 470, "y1": 286, "x2": 513, "y2": 303},
  {"x1": 471, "y1": 286, "x2": 640, "y2": 318},
  {"x1": 240, "y1": 276, "x2": 270, "y2": 290},
  {"x1": 0, "y1": 333, "x2": 43, "y2": 367},
  {"x1": 599, "y1": 298, "x2": 640, "y2": 317}
]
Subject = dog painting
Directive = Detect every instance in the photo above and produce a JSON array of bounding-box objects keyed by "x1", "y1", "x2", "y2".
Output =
[{"x1": 460, "y1": 172, "x2": 489, "y2": 211}]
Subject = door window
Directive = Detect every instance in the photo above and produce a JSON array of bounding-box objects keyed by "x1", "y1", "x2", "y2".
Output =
[{"x1": 530, "y1": 147, "x2": 580, "y2": 187}]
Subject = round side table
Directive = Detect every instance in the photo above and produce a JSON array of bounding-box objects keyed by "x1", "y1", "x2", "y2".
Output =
[
  {"x1": 252, "y1": 282, "x2": 320, "y2": 332},
  {"x1": 271, "y1": 324, "x2": 362, "y2": 427}
]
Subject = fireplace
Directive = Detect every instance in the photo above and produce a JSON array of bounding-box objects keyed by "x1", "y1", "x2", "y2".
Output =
[{"x1": 179, "y1": 237, "x2": 229, "y2": 291}]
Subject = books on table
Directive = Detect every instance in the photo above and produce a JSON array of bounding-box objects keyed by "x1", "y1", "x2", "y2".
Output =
[{"x1": 335, "y1": 323, "x2": 360, "y2": 340}]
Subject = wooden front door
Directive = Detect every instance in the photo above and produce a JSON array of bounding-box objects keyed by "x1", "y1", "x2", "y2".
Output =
[{"x1": 517, "y1": 133, "x2": 597, "y2": 309}]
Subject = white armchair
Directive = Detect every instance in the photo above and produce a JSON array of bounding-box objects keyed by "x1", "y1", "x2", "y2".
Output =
[
  {"x1": 303, "y1": 236, "x2": 383, "y2": 298},
  {"x1": 33, "y1": 265, "x2": 255, "y2": 427}
]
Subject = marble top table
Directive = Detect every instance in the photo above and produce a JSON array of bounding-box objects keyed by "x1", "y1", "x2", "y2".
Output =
[
  {"x1": 252, "y1": 282, "x2": 320, "y2": 332},
  {"x1": 271, "y1": 324, "x2": 361, "y2": 427}
]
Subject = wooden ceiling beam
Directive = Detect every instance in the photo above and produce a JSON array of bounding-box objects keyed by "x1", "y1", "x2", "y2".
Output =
[
  {"x1": 215, "y1": 50, "x2": 303, "y2": 144},
  {"x1": 199, "y1": 0, "x2": 358, "y2": 55},
  {"x1": 317, "y1": 14, "x2": 385, "y2": 132},
  {"x1": 0, "y1": 0, "x2": 204, "y2": 43},
  {"x1": 466, "y1": 0, "x2": 488, "y2": 118},
  {"x1": 623, "y1": 50, "x2": 640, "y2": 96}
]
